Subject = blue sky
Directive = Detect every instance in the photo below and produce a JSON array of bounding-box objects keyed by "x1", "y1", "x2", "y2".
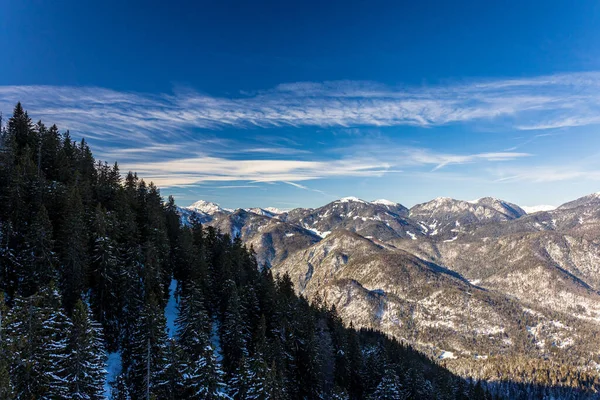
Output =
[{"x1": 2, "y1": 0, "x2": 600, "y2": 209}]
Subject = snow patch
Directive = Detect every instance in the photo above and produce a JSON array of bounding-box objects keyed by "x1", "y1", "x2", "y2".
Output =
[
  {"x1": 521, "y1": 205, "x2": 556, "y2": 213},
  {"x1": 105, "y1": 351, "x2": 122, "y2": 399},
  {"x1": 337, "y1": 196, "x2": 367, "y2": 204},
  {"x1": 187, "y1": 199, "x2": 225, "y2": 214},
  {"x1": 406, "y1": 231, "x2": 417, "y2": 240},
  {"x1": 439, "y1": 351, "x2": 457, "y2": 360},
  {"x1": 211, "y1": 320, "x2": 223, "y2": 362},
  {"x1": 165, "y1": 279, "x2": 178, "y2": 338},
  {"x1": 307, "y1": 228, "x2": 331, "y2": 238},
  {"x1": 372, "y1": 199, "x2": 398, "y2": 206}
]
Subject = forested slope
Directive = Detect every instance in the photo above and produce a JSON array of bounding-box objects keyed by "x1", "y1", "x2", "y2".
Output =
[{"x1": 0, "y1": 103, "x2": 497, "y2": 399}]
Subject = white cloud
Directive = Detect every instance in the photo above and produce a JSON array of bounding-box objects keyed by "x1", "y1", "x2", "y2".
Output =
[
  {"x1": 3, "y1": 71, "x2": 600, "y2": 143},
  {"x1": 492, "y1": 166, "x2": 600, "y2": 183},
  {"x1": 112, "y1": 146, "x2": 529, "y2": 188},
  {"x1": 0, "y1": 75, "x2": 571, "y2": 188}
]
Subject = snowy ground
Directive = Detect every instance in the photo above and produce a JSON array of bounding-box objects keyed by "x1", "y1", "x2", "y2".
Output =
[
  {"x1": 104, "y1": 351, "x2": 122, "y2": 399},
  {"x1": 165, "y1": 279, "x2": 179, "y2": 337}
]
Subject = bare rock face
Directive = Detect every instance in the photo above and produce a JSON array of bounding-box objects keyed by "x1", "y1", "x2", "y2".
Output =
[{"x1": 179, "y1": 193, "x2": 600, "y2": 373}]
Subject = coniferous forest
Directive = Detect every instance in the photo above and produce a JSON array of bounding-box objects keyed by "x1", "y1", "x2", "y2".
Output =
[{"x1": 0, "y1": 103, "x2": 505, "y2": 399}]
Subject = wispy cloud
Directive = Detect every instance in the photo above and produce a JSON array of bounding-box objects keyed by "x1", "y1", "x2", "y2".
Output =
[
  {"x1": 110, "y1": 145, "x2": 528, "y2": 188},
  {"x1": 0, "y1": 74, "x2": 577, "y2": 189},
  {"x1": 122, "y1": 156, "x2": 394, "y2": 187},
  {"x1": 493, "y1": 167, "x2": 600, "y2": 183},
  {"x1": 282, "y1": 181, "x2": 331, "y2": 197},
  {"x1": 2, "y1": 71, "x2": 600, "y2": 143}
]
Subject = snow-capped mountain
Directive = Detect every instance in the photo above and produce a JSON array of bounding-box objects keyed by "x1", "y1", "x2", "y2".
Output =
[
  {"x1": 187, "y1": 199, "x2": 228, "y2": 215},
  {"x1": 244, "y1": 207, "x2": 285, "y2": 218},
  {"x1": 557, "y1": 192, "x2": 600, "y2": 211},
  {"x1": 281, "y1": 197, "x2": 416, "y2": 241},
  {"x1": 408, "y1": 196, "x2": 526, "y2": 239},
  {"x1": 179, "y1": 192, "x2": 600, "y2": 378},
  {"x1": 521, "y1": 204, "x2": 557, "y2": 214}
]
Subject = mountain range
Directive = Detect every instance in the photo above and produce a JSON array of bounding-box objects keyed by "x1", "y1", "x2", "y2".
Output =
[{"x1": 178, "y1": 193, "x2": 600, "y2": 383}]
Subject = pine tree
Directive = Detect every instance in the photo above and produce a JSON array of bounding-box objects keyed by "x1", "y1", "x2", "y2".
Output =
[
  {"x1": 20, "y1": 204, "x2": 56, "y2": 296},
  {"x1": 220, "y1": 280, "x2": 248, "y2": 373},
  {"x1": 0, "y1": 292, "x2": 14, "y2": 399},
  {"x1": 57, "y1": 186, "x2": 89, "y2": 312},
  {"x1": 153, "y1": 339, "x2": 185, "y2": 400},
  {"x1": 89, "y1": 204, "x2": 121, "y2": 349},
  {"x1": 0, "y1": 103, "x2": 501, "y2": 399},
  {"x1": 7, "y1": 285, "x2": 70, "y2": 399},
  {"x1": 176, "y1": 282, "x2": 211, "y2": 355},
  {"x1": 39, "y1": 124, "x2": 62, "y2": 181},
  {"x1": 65, "y1": 300, "x2": 107, "y2": 399},
  {"x1": 229, "y1": 355, "x2": 252, "y2": 399},
  {"x1": 404, "y1": 367, "x2": 434, "y2": 400},
  {"x1": 6, "y1": 102, "x2": 35, "y2": 157},
  {"x1": 121, "y1": 286, "x2": 171, "y2": 399},
  {"x1": 369, "y1": 368, "x2": 407, "y2": 400}
]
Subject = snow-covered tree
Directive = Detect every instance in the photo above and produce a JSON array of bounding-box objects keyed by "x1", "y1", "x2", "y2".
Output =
[
  {"x1": 7, "y1": 285, "x2": 70, "y2": 399},
  {"x1": 0, "y1": 292, "x2": 14, "y2": 399},
  {"x1": 220, "y1": 280, "x2": 248, "y2": 373},
  {"x1": 65, "y1": 299, "x2": 107, "y2": 399},
  {"x1": 369, "y1": 368, "x2": 407, "y2": 400}
]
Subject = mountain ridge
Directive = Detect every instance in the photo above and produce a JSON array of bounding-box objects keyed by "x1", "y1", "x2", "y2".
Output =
[{"x1": 179, "y1": 191, "x2": 600, "y2": 392}]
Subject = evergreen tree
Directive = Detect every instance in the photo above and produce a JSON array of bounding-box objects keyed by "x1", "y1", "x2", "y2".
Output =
[
  {"x1": 369, "y1": 367, "x2": 407, "y2": 400},
  {"x1": 0, "y1": 103, "x2": 502, "y2": 400},
  {"x1": 121, "y1": 293, "x2": 171, "y2": 399},
  {"x1": 65, "y1": 300, "x2": 107, "y2": 399},
  {"x1": 175, "y1": 281, "x2": 228, "y2": 399},
  {"x1": 89, "y1": 204, "x2": 121, "y2": 349},
  {"x1": 153, "y1": 339, "x2": 185, "y2": 400},
  {"x1": 7, "y1": 285, "x2": 70, "y2": 399},
  {"x1": 6, "y1": 102, "x2": 35, "y2": 157},
  {"x1": 57, "y1": 186, "x2": 89, "y2": 312},
  {"x1": 20, "y1": 204, "x2": 56, "y2": 296},
  {"x1": 220, "y1": 280, "x2": 248, "y2": 373},
  {"x1": 0, "y1": 292, "x2": 14, "y2": 399}
]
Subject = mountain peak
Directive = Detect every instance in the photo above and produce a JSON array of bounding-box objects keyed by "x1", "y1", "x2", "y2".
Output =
[
  {"x1": 337, "y1": 196, "x2": 368, "y2": 204},
  {"x1": 557, "y1": 192, "x2": 600, "y2": 210},
  {"x1": 187, "y1": 200, "x2": 225, "y2": 215},
  {"x1": 372, "y1": 199, "x2": 398, "y2": 206}
]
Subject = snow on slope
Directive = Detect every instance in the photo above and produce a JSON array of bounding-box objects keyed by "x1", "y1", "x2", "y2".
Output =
[
  {"x1": 337, "y1": 196, "x2": 368, "y2": 203},
  {"x1": 372, "y1": 199, "x2": 399, "y2": 206},
  {"x1": 187, "y1": 200, "x2": 226, "y2": 214},
  {"x1": 165, "y1": 279, "x2": 179, "y2": 338},
  {"x1": 522, "y1": 205, "x2": 557, "y2": 214},
  {"x1": 105, "y1": 352, "x2": 122, "y2": 399}
]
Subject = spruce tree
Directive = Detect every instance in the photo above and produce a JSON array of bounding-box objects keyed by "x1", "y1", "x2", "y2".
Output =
[
  {"x1": 57, "y1": 186, "x2": 89, "y2": 312},
  {"x1": 0, "y1": 292, "x2": 14, "y2": 399},
  {"x1": 369, "y1": 368, "x2": 407, "y2": 400},
  {"x1": 89, "y1": 204, "x2": 121, "y2": 349},
  {"x1": 220, "y1": 280, "x2": 248, "y2": 373},
  {"x1": 65, "y1": 300, "x2": 107, "y2": 399},
  {"x1": 7, "y1": 285, "x2": 70, "y2": 399},
  {"x1": 6, "y1": 102, "x2": 35, "y2": 157},
  {"x1": 20, "y1": 204, "x2": 56, "y2": 296}
]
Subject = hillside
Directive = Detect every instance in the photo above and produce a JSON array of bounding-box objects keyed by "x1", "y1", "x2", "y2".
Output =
[
  {"x1": 180, "y1": 194, "x2": 600, "y2": 397},
  {"x1": 0, "y1": 104, "x2": 499, "y2": 399}
]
